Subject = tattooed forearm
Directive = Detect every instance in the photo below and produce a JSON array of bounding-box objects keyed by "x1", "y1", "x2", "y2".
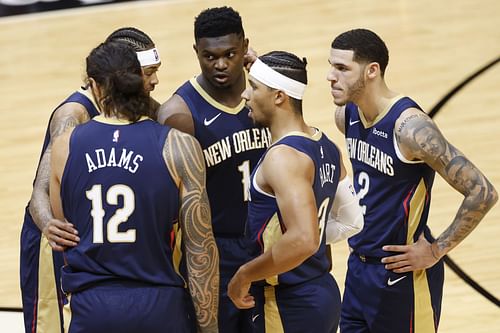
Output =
[
  {"x1": 436, "y1": 154, "x2": 498, "y2": 253},
  {"x1": 29, "y1": 150, "x2": 53, "y2": 232},
  {"x1": 164, "y1": 130, "x2": 219, "y2": 333},
  {"x1": 29, "y1": 107, "x2": 87, "y2": 233},
  {"x1": 396, "y1": 110, "x2": 498, "y2": 256}
]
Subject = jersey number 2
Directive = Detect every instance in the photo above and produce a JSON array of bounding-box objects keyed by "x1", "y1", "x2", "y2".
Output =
[
  {"x1": 357, "y1": 171, "x2": 369, "y2": 215},
  {"x1": 86, "y1": 184, "x2": 136, "y2": 244}
]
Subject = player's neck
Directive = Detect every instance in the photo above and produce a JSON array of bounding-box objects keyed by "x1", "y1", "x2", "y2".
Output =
[
  {"x1": 197, "y1": 73, "x2": 245, "y2": 108},
  {"x1": 270, "y1": 113, "x2": 310, "y2": 143},
  {"x1": 356, "y1": 83, "x2": 398, "y2": 123}
]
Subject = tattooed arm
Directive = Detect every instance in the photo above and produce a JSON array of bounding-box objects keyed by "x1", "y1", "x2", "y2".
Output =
[
  {"x1": 381, "y1": 108, "x2": 498, "y2": 272},
  {"x1": 163, "y1": 129, "x2": 219, "y2": 333},
  {"x1": 29, "y1": 103, "x2": 88, "y2": 250}
]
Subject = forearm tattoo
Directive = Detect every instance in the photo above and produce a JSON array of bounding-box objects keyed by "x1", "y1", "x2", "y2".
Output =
[
  {"x1": 164, "y1": 130, "x2": 219, "y2": 332},
  {"x1": 30, "y1": 110, "x2": 87, "y2": 232},
  {"x1": 396, "y1": 113, "x2": 498, "y2": 253}
]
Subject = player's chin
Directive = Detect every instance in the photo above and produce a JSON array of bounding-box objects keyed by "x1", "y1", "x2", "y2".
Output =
[{"x1": 332, "y1": 97, "x2": 347, "y2": 107}]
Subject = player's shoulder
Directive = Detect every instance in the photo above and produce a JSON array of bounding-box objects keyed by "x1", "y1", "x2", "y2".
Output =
[
  {"x1": 157, "y1": 94, "x2": 194, "y2": 135},
  {"x1": 51, "y1": 101, "x2": 91, "y2": 125}
]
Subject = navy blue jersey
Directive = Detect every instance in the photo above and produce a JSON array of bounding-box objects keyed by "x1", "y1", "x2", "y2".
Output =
[
  {"x1": 344, "y1": 96, "x2": 435, "y2": 257},
  {"x1": 175, "y1": 78, "x2": 271, "y2": 236},
  {"x1": 246, "y1": 131, "x2": 341, "y2": 286},
  {"x1": 60, "y1": 116, "x2": 184, "y2": 292}
]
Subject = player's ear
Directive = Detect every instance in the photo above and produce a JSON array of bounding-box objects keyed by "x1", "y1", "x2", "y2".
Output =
[
  {"x1": 275, "y1": 90, "x2": 286, "y2": 106},
  {"x1": 243, "y1": 38, "x2": 249, "y2": 53},
  {"x1": 366, "y1": 62, "x2": 380, "y2": 79}
]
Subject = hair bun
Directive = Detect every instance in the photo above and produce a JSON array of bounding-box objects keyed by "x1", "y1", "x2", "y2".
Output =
[{"x1": 112, "y1": 71, "x2": 143, "y2": 95}]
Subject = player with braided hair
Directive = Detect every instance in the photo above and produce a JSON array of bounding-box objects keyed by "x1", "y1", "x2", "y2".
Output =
[
  {"x1": 228, "y1": 51, "x2": 363, "y2": 333},
  {"x1": 105, "y1": 27, "x2": 161, "y2": 101},
  {"x1": 20, "y1": 27, "x2": 162, "y2": 333},
  {"x1": 158, "y1": 6, "x2": 271, "y2": 333}
]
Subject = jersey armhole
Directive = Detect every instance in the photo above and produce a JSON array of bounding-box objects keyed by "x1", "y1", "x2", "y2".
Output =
[
  {"x1": 252, "y1": 163, "x2": 276, "y2": 198},
  {"x1": 392, "y1": 131, "x2": 424, "y2": 164}
]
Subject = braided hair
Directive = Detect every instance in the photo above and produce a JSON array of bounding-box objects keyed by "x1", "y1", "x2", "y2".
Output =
[
  {"x1": 259, "y1": 51, "x2": 307, "y2": 113},
  {"x1": 105, "y1": 27, "x2": 155, "y2": 52},
  {"x1": 86, "y1": 42, "x2": 150, "y2": 122}
]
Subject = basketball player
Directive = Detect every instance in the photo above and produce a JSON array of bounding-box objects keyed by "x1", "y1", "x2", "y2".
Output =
[
  {"x1": 49, "y1": 41, "x2": 218, "y2": 333},
  {"x1": 157, "y1": 7, "x2": 271, "y2": 332},
  {"x1": 228, "y1": 51, "x2": 364, "y2": 333},
  {"x1": 327, "y1": 28, "x2": 498, "y2": 332},
  {"x1": 20, "y1": 27, "x2": 162, "y2": 333}
]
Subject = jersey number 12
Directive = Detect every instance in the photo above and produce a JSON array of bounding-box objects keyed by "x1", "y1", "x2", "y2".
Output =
[{"x1": 86, "y1": 184, "x2": 137, "y2": 244}]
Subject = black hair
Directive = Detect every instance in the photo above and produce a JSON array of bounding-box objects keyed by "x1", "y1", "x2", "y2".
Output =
[
  {"x1": 105, "y1": 27, "x2": 155, "y2": 52},
  {"x1": 259, "y1": 51, "x2": 307, "y2": 113},
  {"x1": 86, "y1": 42, "x2": 150, "y2": 122},
  {"x1": 194, "y1": 6, "x2": 244, "y2": 42},
  {"x1": 331, "y1": 28, "x2": 389, "y2": 76}
]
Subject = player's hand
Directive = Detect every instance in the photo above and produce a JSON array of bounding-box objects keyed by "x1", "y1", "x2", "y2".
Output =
[
  {"x1": 381, "y1": 233, "x2": 441, "y2": 272},
  {"x1": 42, "y1": 218, "x2": 80, "y2": 251},
  {"x1": 227, "y1": 269, "x2": 255, "y2": 309},
  {"x1": 244, "y1": 47, "x2": 258, "y2": 71}
]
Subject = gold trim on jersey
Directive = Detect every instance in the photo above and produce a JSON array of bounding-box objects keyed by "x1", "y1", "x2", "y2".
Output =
[
  {"x1": 264, "y1": 286, "x2": 285, "y2": 333},
  {"x1": 63, "y1": 294, "x2": 72, "y2": 333},
  {"x1": 78, "y1": 87, "x2": 100, "y2": 113},
  {"x1": 407, "y1": 178, "x2": 435, "y2": 332},
  {"x1": 189, "y1": 77, "x2": 246, "y2": 114},
  {"x1": 92, "y1": 115, "x2": 151, "y2": 125},
  {"x1": 37, "y1": 235, "x2": 62, "y2": 333},
  {"x1": 172, "y1": 222, "x2": 187, "y2": 287},
  {"x1": 263, "y1": 213, "x2": 283, "y2": 286},
  {"x1": 273, "y1": 128, "x2": 322, "y2": 145},
  {"x1": 358, "y1": 94, "x2": 404, "y2": 128}
]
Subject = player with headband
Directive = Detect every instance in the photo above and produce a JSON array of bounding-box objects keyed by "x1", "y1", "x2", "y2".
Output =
[{"x1": 228, "y1": 51, "x2": 363, "y2": 333}]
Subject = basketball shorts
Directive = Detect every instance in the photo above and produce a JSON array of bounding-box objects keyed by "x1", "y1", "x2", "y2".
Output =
[
  {"x1": 340, "y1": 252, "x2": 444, "y2": 333},
  {"x1": 64, "y1": 281, "x2": 193, "y2": 333},
  {"x1": 20, "y1": 210, "x2": 65, "y2": 333},
  {"x1": 252, "y1": 272, "x2": 341, "y2": 333}
]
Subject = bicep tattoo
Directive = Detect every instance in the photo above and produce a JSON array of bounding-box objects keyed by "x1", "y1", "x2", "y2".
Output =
[
  {"x1": 49, "y1": 109, "x2": 87, "y2": 141},
  {"x1": 163, "y1": 130, "x2": 219, "y2": 332}
]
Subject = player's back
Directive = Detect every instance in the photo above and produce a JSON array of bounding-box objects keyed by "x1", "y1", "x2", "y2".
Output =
[
  {"x1": 247, "y1": 131, "x2": 341, "y2": 286},
  {"x1": 60, "y1": 116, "x2": 184, "y2": 293}
]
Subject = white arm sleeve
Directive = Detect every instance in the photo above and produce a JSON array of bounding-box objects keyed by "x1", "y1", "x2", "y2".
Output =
[{"x1": 325, "y1": 176, "x2": 364, "y2": 244}]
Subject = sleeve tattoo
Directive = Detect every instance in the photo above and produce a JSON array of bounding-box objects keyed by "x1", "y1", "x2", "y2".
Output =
[
  {"x1": 163, "y1": 130, "x2": 219, "y2": 332},
  {"x1": 29, "y1": 109, "x2": 89, "y2": 233},
  {"x1": 396, "y1": 112, "x2": 498, "y2": 254}
]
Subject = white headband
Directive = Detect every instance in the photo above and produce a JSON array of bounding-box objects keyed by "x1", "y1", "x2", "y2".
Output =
[
  {"x1": 249, "y1": 58, "x2": 306, "y2": 100},
  {"x1": 136, "y1": 48, "x2": 161, "y2": 67}
]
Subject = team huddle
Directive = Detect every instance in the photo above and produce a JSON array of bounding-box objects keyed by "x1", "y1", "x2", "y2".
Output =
[{"x1": 19, "y1": 6, "x2": 497, "y2": 333}]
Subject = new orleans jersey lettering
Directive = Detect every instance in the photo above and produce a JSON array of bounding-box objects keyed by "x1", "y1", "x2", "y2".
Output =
[
  {"x1": 203, "y1": 127, "x2": 271, "y2": 167},
  {"x1": 346, "y1": 137, "x2": 394, "y2": 176}
]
